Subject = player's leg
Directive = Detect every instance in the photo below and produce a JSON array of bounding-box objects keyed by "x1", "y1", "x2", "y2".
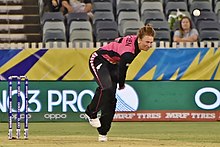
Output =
[
  {"x1": 85, "y1": 55, "x2": 113, "y2": 127},
  {"x1": 97, "y1": 83, "x2": 117, "y2": 135},
  {"x1": 97, "y1": 64, "x2": 118, "y2": 141}
]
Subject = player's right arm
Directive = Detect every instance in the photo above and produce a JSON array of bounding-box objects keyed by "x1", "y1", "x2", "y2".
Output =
[{"x1": 118, "y1": 52, "x2": 135, "y2": 90}]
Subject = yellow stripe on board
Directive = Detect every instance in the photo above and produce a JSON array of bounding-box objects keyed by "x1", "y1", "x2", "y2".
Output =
[
  {"x1": 27, "y1": 49, "x2": 95, "y2": 80},
  {"x1": 0, "y1": 49, "x2": 39, "y2": 73},
  {"x1": 170, "y1": 68, "x2": 180, "y2": 80},
  {"x1": 127, "y1": 48, "x2": 155, "y2": 80},
  {"x1": 214, "y1": 62, "x2": 220, "y2": 79},
  {"x1": 139, "y1": 66, "x2": 157, "y2": 80},
  {"x1": 156, "y1": 73, "x2": 164, "y2": 80},
  {"x1": 63, "y1": 49, "x2": 95, "y2": 80},
  {"x1": 181, "y1": 48, "x2": 220, "y2": 80}
]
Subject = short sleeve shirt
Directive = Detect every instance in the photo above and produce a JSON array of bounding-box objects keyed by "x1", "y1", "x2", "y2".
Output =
[
  {"x1": 174, "y1": 28, "x2": 199, "y2": 38},
  {"x1": 69, "y1": 0, "x2": 91, "y2": 12}
]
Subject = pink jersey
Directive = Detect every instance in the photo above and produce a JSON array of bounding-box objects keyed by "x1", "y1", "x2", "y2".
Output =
[
  {"x1": 94, "y1": 35, "x2": 140, "y2": 88},
  {"x1": 98, "y1": 35, "x2": 138, "y2": 64}
]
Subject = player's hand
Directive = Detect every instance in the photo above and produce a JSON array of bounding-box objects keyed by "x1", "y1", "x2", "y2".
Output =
[{"x1": 118, "y1": 85, "x2": 125, "y2": 90}]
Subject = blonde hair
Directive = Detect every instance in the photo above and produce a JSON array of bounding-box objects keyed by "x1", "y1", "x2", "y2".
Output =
[{"x1": 138, "y1": 24, "x2": 155, "y2": 39}]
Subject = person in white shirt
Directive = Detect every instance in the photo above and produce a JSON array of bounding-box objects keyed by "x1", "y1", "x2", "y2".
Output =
[{"x1": 62, "y1": 0, "x2": 93, "y2": 18}]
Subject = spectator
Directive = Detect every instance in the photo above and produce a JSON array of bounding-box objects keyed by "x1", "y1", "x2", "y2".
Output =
[
  {"x1": 173, "y1": 16, "x2": 198, "y2": 43},
  {"x1": 43, "y1": 0, "x2": 69, "y2": 15},
  {"x1": 44, "y1": 0, "x2": 63, "y2": 12},
  {"x1": 62, "y1": 0, "x2": 93, "y2": 18}
]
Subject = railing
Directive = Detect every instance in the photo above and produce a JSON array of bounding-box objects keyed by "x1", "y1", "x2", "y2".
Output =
[{"x1": 0, "y1": 41, "x2": 219, "y2": 49}]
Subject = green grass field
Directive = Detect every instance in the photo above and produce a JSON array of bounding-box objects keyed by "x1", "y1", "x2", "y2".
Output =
[{"x1": 0, "y1": 122, "x2": 220, "y2": 147}]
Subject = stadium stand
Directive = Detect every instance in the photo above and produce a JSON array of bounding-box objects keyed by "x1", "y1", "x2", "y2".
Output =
[
  {"x1": 66, "y1": 13, "x2": 90, "y2": 35},
  {"x1": 69, "y1": 30, "x2": 93, "y2": 42},
  {"x1": 150, "y1": 21, "x2": 170, "y2": 32},
  {"x1": 199, "y1": 30, "x2": 220, "y2": 42},
  {"x1": 0, "y1": 0, "x2": 41, "y2": 43},
  {"x1": 116, "y1": 0, "x2": 138, "y2": 5},
  {"x1": 93, "y1": 1, "x2": 113, "y2": 13},
  {"x1": 140, "y1": 2, "x2": 163, "y2": 15},
  {"x1": 96, "y1": 29, "x2": 118, "y2": 42},
  {"x1": 214, "y1": 1, "x2": 220, "y2": 13},
  {"x1": 189, "y1": 1, "x2": 212, "y2": 14},
  {"x1": 69, "y1": 22, "x2": 92, "y2": 43},
  {"x1": 1, "y1": 0, "x2": 220, "y2": 49},
  {"x1": 117, "y1": 11, "x2": 140, "y2": 25},
  {"x1": 192, "y1": 11, "x2": 217, "y2": 26},
  {"x1": 41, "y1": 11, "x2": 65, "y2": 24},
  {"x1": 41, "y1": 12, "x2": 66, "y2": 44},
  {"x1": 188, "y1": 0, "x2": 213, "y2": 7},
  {"x1": 164, "y1": 0, "x2": 187, "y2": 3},
  {"x1": 69, "y1": 21, "x2": 92, "y2": 34},
  {"x1": 165, "y1": 1, "x2": 188, "y2": 17},
  {"x1": 154, "y1": 30, "x2": 171, "y2": 45},
  {"x1": 116, "y1": 0, "x2": 139, "y2": 16},
  {"x1": 66, "y1": 12, "x2": 89, "y2": 24},
  {"x1": 197, "y1": 20, "x2": 220, "y2": 32},
  {"x1": 43, "y1": 30, "x2": 66, "y2": 43},
  {"x1": 94, "y1": 21, "x2": 118, "y2": 37},
  {"x1": 120, "y1": 21, "x2": 144, "y2": 36},
  {"x1": 93, "y1": 11, "x2": 115, "y2": 25},
  {"x1": 141, "y1": 11, "x2": 166, "y2": 25},
  {"x1": 117, "y1": 11, "x2": 141, "y2": 36},
  {"x1": 140, "y1": 0, "x2": 163, "y2": 3}
]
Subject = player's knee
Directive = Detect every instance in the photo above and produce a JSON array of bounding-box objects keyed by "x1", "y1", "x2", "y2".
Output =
[{"x1": 101, "y1": 85, "x2": 114, "y2": 93}]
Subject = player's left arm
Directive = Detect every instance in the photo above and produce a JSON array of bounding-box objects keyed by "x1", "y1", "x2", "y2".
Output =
[{"x1": 118, "y1": 53, "x2": 135, "y2": 90}]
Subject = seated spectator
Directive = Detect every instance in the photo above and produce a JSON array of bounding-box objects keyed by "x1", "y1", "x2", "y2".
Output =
[
  {"x1": 44, "y1": 0, "x2": 69, "y2": 14},
  {"x1": 44, "y1": 0, "x2": 62, "y2": 12},
  {"x1": 173, "y1": 16, "x2": 198, "y2": 43},
  {"x1": 62, "y1": 0, "x2": 93, "y2": 18}
]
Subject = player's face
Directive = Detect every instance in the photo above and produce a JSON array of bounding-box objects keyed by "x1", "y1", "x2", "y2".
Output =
[{"x1": 138, "y1": 36, "x2": 154, "y2": 51}]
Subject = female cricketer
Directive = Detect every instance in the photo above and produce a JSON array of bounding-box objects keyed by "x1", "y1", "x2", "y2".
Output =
[{"x1": 85, "y1": 24, "x2": 156, "y2": 142}]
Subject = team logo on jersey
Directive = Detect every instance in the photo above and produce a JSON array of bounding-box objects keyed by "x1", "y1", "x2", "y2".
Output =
[{"x1": 96, "y1": 63, "x2": 102, "y2": 70}]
